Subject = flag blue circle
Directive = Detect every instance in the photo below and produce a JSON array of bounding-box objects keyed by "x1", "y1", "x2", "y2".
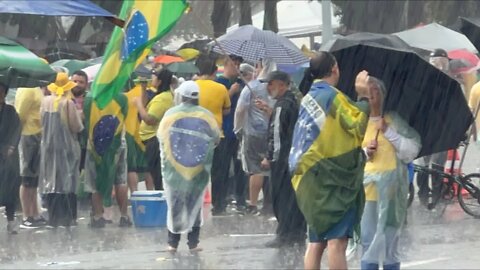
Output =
[
  {"x1": 93, "y1": 115, "x2": 120, "y2": 156},
  {"x1": 169, "y1": 117, "x2": 211, "y2": 168},
  {"x1": 121, "y1": 11, "x2": 149, "y2": 60}
]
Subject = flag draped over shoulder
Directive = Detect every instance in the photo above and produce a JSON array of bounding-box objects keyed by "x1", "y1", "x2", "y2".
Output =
[
  {"x1": 158, "y1": 104, "x2": 220, "y2": 233},
  {"x1": 92, "y1": 0, "x2": 188, "y2": 109},
  {"x1": 124, "y1": 85, "x2": 145, "y2": 152},
  {"x1": 289, "y1": 81, "x2": 370, "y2": 236}
]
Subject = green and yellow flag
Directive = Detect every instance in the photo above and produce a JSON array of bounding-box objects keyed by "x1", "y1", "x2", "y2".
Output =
[{"x1": 92, "y1": 0, "x2": 188, "y2": 109}]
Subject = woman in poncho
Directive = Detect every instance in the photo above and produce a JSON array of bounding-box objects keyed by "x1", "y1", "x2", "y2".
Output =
[
  {"x1": 39, "y1": 72, "x2": 84, "y2": 227},
  {"x1": 158, "y1": 81, "x2": 220, "y2": 252},
  {"x1": 361, "y1": 78, "x2": 421, "y2": 270}
]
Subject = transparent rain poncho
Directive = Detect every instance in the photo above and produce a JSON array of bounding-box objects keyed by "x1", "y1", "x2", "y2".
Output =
[
  {"x1": 39, "y1": 95, "x2": 84, "y2": 194},
  {"x1": 234, "y1": 58, "x2": 277, "y2": 137},
  {"x1": 361, "y1": 112, "x2": 421, "y2": 264},
  {"x1": 157, "y1": 103, "x2": 220, "y2": 234}
]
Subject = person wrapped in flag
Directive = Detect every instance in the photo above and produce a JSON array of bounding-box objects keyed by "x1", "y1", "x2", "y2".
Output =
[
  {"x1": 84, "y1": 0, "x2": 188, "y2": 228},
  {"x1": 83, "y1": 92, "x2": 131, "y2": 228},
  {"x1": 157, "y1": 81, "x2": 220, "y2": 252},
  {"x1": 290, "y1": 52, "x2": 371, "y2": 269},
  {"x1": 360, "y1": 77, "x2": 420, "y2": 270},
  {"x1": 124, "y1": 81, "x2": 148, "y2": 192}
]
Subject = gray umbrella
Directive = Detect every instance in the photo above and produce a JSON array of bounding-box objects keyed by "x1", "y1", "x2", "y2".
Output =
[{"x1": 211, "y1": 25, "x2": 308, "y2": 65}]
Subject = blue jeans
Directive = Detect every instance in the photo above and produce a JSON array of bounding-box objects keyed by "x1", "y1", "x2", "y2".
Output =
[{"x1": 361, "y1": 201, "x2": 401, "y2": 269}]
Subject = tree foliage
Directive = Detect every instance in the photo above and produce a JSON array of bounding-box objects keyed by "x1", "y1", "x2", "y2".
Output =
[
  {"x1": 263, "y1": 0, "x2": 278, "y2": 33},
  {"x1": 333, "y1": 0, "x2": 480, "y2": 34}
]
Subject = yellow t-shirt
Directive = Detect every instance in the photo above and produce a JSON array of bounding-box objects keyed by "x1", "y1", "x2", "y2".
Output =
[
  {"x1": 469, "y1": 81, "x2": 480, "y2": 130},
  {"x1": 139, "y1": 91, "x2": 173, "y2": 141},
  {"x1": 362, "y1": 118, "x2": 397, "y2": 201},
  {"x1": 196, "y1": 79, "x2": 231, "y2": 136},
  {"x1": 15, "y1": 87, "x2": 43, "y2": 136}
]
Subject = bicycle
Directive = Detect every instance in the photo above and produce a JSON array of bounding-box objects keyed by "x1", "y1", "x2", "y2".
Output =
[{"x1": 412, "y1": 148, "x2": 480, "y2": 218}]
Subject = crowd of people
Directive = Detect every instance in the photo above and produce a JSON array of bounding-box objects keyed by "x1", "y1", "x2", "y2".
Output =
[{"x1": 0, "y1": 46, "x2": 472, "y2": 269}]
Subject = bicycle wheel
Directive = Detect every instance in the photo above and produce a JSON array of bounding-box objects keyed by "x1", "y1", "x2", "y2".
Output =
[{"x1": 458, "y1": 173, "x2": 480, "y2": 218}]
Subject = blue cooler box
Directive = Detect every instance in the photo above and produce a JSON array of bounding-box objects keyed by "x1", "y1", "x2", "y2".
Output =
[{"x1": 130, "y1": 191, "x2": 167, "y2": 227}]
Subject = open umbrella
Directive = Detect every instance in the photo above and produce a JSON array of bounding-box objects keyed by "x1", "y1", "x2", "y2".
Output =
[
  {"x1": 322, "y1": 32, "x2": 473, "y2": 157},
  {"x1": 166, "y1": 62, "x2": 199, "y2": 74},
  {"x1": 51, "y1": 59, "x2": 95, "y2": 76},
  {"x1": 394, "y1": 23, "x2": 477, "y2": 53},
  {"x1": 82, "y1": 63, "x2": 151, "y2": 83},
  {"x1": 0, "y1": 0, "x2": 124, "y2": 27},
  {"x1": 447, "y1": 49, "x2": 480, "y2": 75},
  {"x1": 0, "y1": 36, "x2": 56, "y2": 88},
  {"x1": 154, "y1": 55, "x2": 184, "y2": 65},
  {"x1": 211, "y1": 25, "x2": 308, "y2": 65},
  {"x1": 458, "y1": 17, "x2": 480, "y2": 53}
]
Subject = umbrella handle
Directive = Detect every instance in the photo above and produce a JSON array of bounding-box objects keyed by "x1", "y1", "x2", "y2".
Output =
[{"x1": 190, "y1": 11, "x2": 256, "y2": 98}]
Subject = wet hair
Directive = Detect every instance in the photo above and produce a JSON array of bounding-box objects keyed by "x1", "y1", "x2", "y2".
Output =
[
  {"x1": 195, "y1": 54, "x2": 218, "y2": 76},
  {"x1": 0, "y1": 82, "x2": 8, "y2": 95},
  {"x1": 181, "y1": 96, "x2": 199, "y2": 105},
  {"x1": 155, "y1": 69, "x2": 174, "y2": 94},
  {"x1": 72, "y1": 70, "x2": 88, "y2": 82},
  {"x1": 299, "y1": 51, "x2": 337, "y2": 95},
  {"x1": 368, "y1": 76, "x2": 386, "y2": 98}
]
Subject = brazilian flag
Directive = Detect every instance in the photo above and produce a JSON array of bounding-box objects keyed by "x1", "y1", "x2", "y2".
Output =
[
  {"x1": 289, "y1": 81, "x2": 370, "y2": 236},
  {"x1": 92, "y1": 0, "x2": 188, "y2": 109}
]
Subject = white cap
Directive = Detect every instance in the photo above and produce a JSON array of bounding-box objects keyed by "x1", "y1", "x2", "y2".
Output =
[{"x1": 178, "y1": 80, "x2": 200, "y2": 99}]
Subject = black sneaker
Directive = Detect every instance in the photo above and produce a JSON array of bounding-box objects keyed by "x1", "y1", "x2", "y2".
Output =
[
  {"x1": 265, "y1": 238, "x2": 287, "y2": 248},
  {"x1": 7, "y1": 221, "x2": 18, "y2": 235},
  {"x1": 246, "y1": 205, "x2": 260, "y2": 216},
  {"x1": 119, "y1": 216, "x2": 133, "y2": 228},
  {"x1": 211, "y1": 208, "x2": 230, "y2": 217},
  {"x1": 90, "y1": 217, "x2": 107, "y2": 228},
  {"x1": 20, "y1": 217, "x2": 40, "y2": 229},
  {"x1": 34, "y1": 216, "x2": 48, "y2": 226}
]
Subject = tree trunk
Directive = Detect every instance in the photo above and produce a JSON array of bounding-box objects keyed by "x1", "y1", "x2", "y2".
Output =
[
  {"x1": 239, "y1": 0, "x2": 252, "y2": 26},
  {"x1": 211, "y1": 0, "x2": 231, "y2": 38},
  {"x1": 263, "y1": 0, "x2": 278, "y2": 32}
]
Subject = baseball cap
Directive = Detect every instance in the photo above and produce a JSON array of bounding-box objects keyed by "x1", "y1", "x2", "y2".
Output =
[
  {"x1": 430, "y1": 48, "x2": 448, "y2": 58},
  {"x1": 178, "y1": 80, "x2": 200, "y2": 99},
  {"x1": 262, "y1": 71, "x2": 291, "y2": 84}
]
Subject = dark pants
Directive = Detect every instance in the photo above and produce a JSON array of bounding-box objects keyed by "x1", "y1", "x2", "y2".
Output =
[
  {"x1": 167, "y1": 212, "x2": 201, "y2": 249},
  {"x1": 270, "y1": 161, "x2": 307, "y2": 242},
  {"x1": 416, "y1": 153, "x2": 447, "y2": 204},
  {"x1": 3, "y1": 202, "x2": 15, "y2": 221},
  {"x1": 144, "y1": 137, "x2": 162, "y2": 190},
  {"x1": 211, "y1": 138, "x2": 233, "y2": 212},
  {"x1": 225, "y1": 138, "x2": 247, "y2": 207},
  {"x1": 45, "y1": 193, "x2": 77, "y2": 227}
]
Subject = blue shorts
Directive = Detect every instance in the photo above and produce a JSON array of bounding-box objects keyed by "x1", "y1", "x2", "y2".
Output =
[{"x1": 308, "y1": 208, "x2": 356, "y2": 243}]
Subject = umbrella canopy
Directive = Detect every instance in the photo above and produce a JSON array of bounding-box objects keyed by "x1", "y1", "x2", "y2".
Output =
[
  {"x1": 0, "y1": 36, "x2": 56, "y2": 88},
  {"x1": 176, "y1": 48, "x2": 200, "y2": 61},
  {"x1": 447, "y1": 49, "x2": 480, "y2": 75},
  {"x1": 211, "y1": 25, "x2": 308, "y2": 65},
  {"x1": 154, "y1": 55, "x2": 184, "y2": 64},
  {"x1": 458, "y1": 17, "x2": 480, "y2": 53},
  {"x1": 323, "y1": 33, "x2": 473, "y2": 157},
  {"x1": 393, "y1": 22, "x2": 477, "y2": 53},
  {"x1": 166, "y1": 62, "x2": 199, "y2": 74},
  {"x1": 179, "y1": 39, "x2": 212, "y2": 51},
  {"x1": 0, "y1": 0, "x2": 124, "y2": 27},
  {"x1": 82, "y1": 63, "x2": 151, "y2": 83},
  {"x1": 51, "y1": 59, "x2": 95, "y2": 76}
]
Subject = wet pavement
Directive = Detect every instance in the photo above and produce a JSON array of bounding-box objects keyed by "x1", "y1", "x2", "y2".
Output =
[{"x1": 1, "y1": 143, "x2": 479, "y2": 269}]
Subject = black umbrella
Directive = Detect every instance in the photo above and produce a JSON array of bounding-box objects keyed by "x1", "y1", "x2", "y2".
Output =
[
  {"x1": 321, "y1": 32, "x2": 473, "y2": 157},
  {"x1": 458, "y1": 17, "x2": 480, "y2": 52}
]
